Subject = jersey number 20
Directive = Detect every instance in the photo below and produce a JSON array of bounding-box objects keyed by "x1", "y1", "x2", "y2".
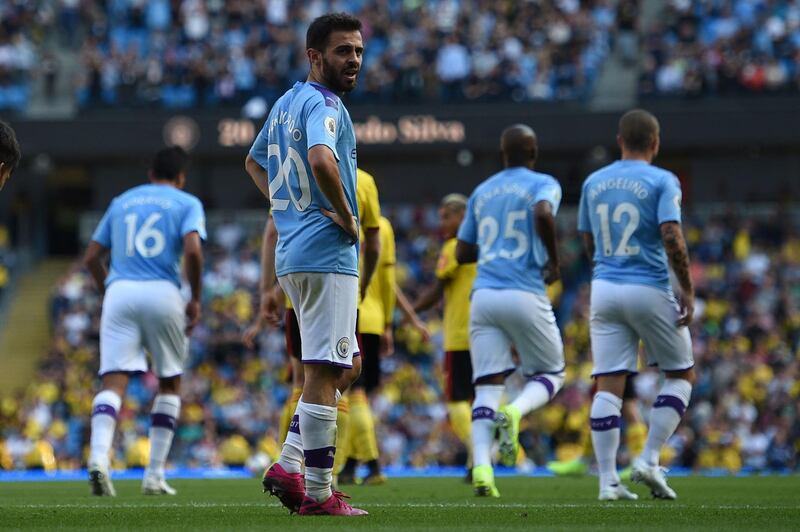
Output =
[
  {"x1": 268, "y1": 144, "x2": 312, "y2": 212},
  {"x1": 124, "y1": 213, "x2": 166, "y2": 258}
]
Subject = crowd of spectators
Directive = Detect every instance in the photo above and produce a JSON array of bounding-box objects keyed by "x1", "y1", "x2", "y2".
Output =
[
  {"x1": 641, "y1": 0, "x2": 800, "y2": 97},
  {"x1": 1, "y1": 204, "x2": 798, "y2": 474},
  {"x1": 0, "y1": 2, "x2": 41, "y2": 112},
  {"x1": 69, "y1": 0, "x2": 614, "y2": 108}
]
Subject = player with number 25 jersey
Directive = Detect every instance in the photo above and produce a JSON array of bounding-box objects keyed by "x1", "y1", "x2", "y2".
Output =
[{"x1": 456, "y1": 125, "x2": 566, "y2": 499}]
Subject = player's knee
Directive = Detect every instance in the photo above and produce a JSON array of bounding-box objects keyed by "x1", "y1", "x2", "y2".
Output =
[
  {"x1": 540, "y1": 373, "x2": 565, "y2": 397},
  {"x1": 158, "y1": 375, "x2": 181, "y2": 395},
  {"x1": 665, "y1": 367, "x2": 695, "y2": 384}
]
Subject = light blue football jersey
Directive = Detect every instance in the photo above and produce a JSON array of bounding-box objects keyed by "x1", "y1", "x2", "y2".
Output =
[
  {"x1": 577, "y1": 160, "x2": 683, "y2": 290},
  {"x1": 250, "y1": 81, "x2": 359, "y2": 278},
  {"x1": 458, "y1": 167, "x2": 562, "y2": 295},
  {"x1": 92, "y1": 183, "x2": 207, "y2": 288}
]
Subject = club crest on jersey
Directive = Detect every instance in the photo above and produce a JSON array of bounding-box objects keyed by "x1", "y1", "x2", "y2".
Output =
[
  {"x1": 336, "y1": 337, "x2": 350, "y2": 358},
  {"x1": 325, "y1": 116, "x2": 336, "y2": 139}
]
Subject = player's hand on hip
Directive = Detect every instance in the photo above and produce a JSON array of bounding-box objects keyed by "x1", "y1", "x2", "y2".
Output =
[
  {"x1": 543, "y1": 260, "x2": 561, "y2": 285},
  {"x1": 676, "y1": 291, "x2": 695, "y2": 327},
  {"x1": 321, "y1": 208, "x2": 359, "y2": 244},
  {"x1": 185, "y1": 299, "x2": 201, "y2": 335}
]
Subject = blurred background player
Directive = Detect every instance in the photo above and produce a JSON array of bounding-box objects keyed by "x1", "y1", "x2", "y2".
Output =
[
  {"x1": 578, "y1": 109, "x2": 695, "y2": 501},
  {"x1": 414, "y1": 193, "x2": 477, "y2": 481},
  {"x1": 244, "y1": 13, "x2": 367, "y2": 517},
  {"x1": 456, "y1": 125, "x2": 565, "y2": 497},
  {"x1": 84, "y1": 146, "x2": 206, "y2": 496},
  {"x1": 0, "y1": 120, "x2": 20, "y2": 192},
  {"x1": 339, "y1": 212, "x2": 396, "y2": 485}
]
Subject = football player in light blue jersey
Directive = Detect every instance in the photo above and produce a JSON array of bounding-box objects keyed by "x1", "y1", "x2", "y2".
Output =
[
  {"x1": 83, "y1": 146, "x2": 206, "y2": 497},
  {"x1": 244, "y1": 13, "x2": 367, "y2": 517},
  {"x1": 456, "y1": 125, "x2": 566, "y2": 498},
  {"x1": 578, "y1": 109, "x2": 695, "y2": 501}
]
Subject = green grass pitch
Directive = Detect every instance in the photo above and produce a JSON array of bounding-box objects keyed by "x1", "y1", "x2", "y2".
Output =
[{"x1": 1, "y1": 476, "x2": 798, "y2": 530}]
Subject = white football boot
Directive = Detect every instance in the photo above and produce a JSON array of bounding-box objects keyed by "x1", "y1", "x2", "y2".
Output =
[
  {"x1": 142, "y1": 472, "x2": 177, "y2": 495},
  {"x1": 88, "y1": 463, "x2": 117, "y2": 497},
  {"x1": 598, "y1": 483, "x2": 639, "y2": 501},
  {"x1": 631, "y1": 459, "x2": 677, "y2": 499}
]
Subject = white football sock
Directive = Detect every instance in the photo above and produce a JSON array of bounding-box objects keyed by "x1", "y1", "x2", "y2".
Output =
[
  {"x1": 510, "y1": 373, "x2": 564, "y2": 415},
  {"x1": 471, "y1": 385, "x2": 504, "y2": 468},
  {"x1": 89, "y1": 389, "x2": 122, "y2": 470},
  {"x1": 147, "y1": 394, "x2": 181, "y2": 478},
  {"x1": 641, "y1": 379, "x2": 691, "y2": 467},
  {"x1": 590, "y1": 391, "x2": 623, "y2": 488},
  {"x1": 299, "y1": 400, "x2": 338, "y2": 502},
  {"x1": 277, "y1": 401, "x2": 304, "y2": 475}
]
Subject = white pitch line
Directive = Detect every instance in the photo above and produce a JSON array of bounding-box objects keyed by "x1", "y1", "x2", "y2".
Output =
[{"x1": 4, "y1": 502, "x2": 799, "y2": 510}]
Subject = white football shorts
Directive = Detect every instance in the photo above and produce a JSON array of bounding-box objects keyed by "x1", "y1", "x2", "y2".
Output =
[
  {"x1": 100, "y1": 279, "x2": 188, "y2": 378},
  {"x1": 469, "y1": 288, "x2": 565, "y2": 382},
  {"x1": 278, "y1": 272, "x2": 360, "y2": 368},
  {"x1": 590, "y1": 279, "x2": 693, "y2": 376}
]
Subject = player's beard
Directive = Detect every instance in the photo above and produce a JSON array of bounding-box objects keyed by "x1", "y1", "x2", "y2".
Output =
[{"x1": 321, "y1": 57, "x2": 358, "y2": 94}]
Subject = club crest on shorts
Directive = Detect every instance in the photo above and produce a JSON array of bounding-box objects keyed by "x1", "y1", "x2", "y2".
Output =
[{"x1": 336, "y1": 337, "x2": 350, "y2": 358}]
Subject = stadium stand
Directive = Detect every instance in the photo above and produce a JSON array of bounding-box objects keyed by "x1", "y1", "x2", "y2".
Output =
[
  {"x1": 1, "y1": 206, "x2": 797, "y2": 473},
  {"x1": 640, "y1": 0, "x2": 800, "y2": 97},
  {"x1": 68, "y1": 0, "x2": 612, "y2": 107}
]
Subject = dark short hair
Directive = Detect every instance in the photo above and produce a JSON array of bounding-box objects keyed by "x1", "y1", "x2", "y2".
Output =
[
  {"x1": 151, "y1": 146, "x2": 188, "y2": 182},
  {"x1": 306, "y1": 13, "x2": 362, "y2": 52},
  {"x1": 0, "y1": 120, "x2": 21, "y2": 170},
  {"x1": 619, "y1": 109, "x2": 659, "y2": 152}
]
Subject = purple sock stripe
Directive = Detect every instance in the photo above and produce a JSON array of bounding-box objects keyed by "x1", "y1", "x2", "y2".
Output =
[
  {"x1": 289, "y1": 415, "x2": 300, "y2": 435},
  {"x1": 92, "y1": 404, "x2": 117, "y2": 419},
  {"x1": 654, "y1": 395, "x2": 686, "y2": 417},
  {"x1": 151, "y1": 413, "x2": 177, "y2": 431},
  {"x1": 471, "y1": 406, "x2": 495, "y2": 421},
  {"x1": 304, "y1": 446, "x2": 336, "y2": 469},
  {"x1": 530, "y1": 375, "x2": 555, "y2": 399},
  {"x1": 590, "y1": 415, "x2": 621, "y2": 431}
]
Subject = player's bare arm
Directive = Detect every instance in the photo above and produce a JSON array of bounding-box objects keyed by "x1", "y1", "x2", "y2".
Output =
[
  {"x1": 244, "y1": 153, "x2": 270, "y2": 199},
  {"x1": 581, "y1": 232, "x2": 595, "y2": 264},
  {"x1": 309, "y1": 145, "x2": 358, "y2": 241},
  {"x1": 361, "y1": 226, "x2": 380, "y2": 300},
  {"x1": 534, "y1": 200, "x2": 560, "y2": 284},
  {"x1": 455, "y1": 240, "x2": 478, "y2": 264},
  {"x1": 83, "y1": 241, "x2": 109, "y2": 297},
  {"x1": 413, "y1": 278, "x2": 446, "y2": 313},
  {"x1": 183, "y1": 231, "x2": 203, "y2": 334},
  {"x1": 660, "y1": 221, "x2": 694, "y2": 327},
  {"x1": 395, "y1": 284, "x2": 431, "y2": 341},
  {"x1": 243, "y1": 218, "x2": 283, "y2": 347}
]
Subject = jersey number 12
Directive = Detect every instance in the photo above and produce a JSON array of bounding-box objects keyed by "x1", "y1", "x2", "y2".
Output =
[{"x1": 596, "y1": 202, "x2": 640, "y2": 256}]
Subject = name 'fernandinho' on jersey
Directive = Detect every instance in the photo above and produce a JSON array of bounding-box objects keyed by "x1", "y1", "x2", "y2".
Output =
[
  {"x1": 578, "y1": 160, "x2": 683, "y2": 290},
  {"x1": 250, "y1": 81, "x2": 359, "y2": 278}
]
